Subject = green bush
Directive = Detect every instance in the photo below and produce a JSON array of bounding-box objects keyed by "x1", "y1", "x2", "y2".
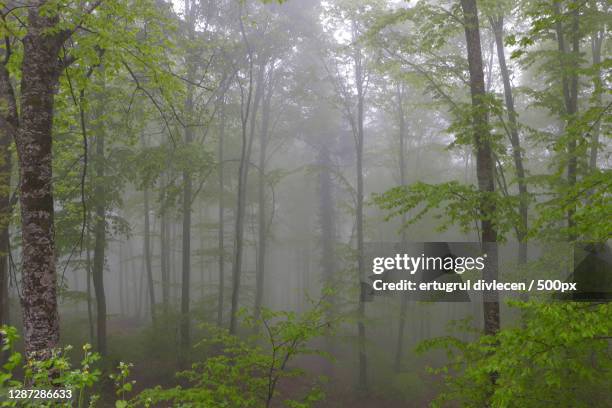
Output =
[
  {"x1": 417, "y1": 301, "x2": 612, "y2": 408},
  {"x1": 1, "y1": 300, "x2": 333, "y2": 408}
]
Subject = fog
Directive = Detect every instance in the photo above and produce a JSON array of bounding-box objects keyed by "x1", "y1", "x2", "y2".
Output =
[{"x1": 0, "y1": 0, "x2": 609, "y2": 406}]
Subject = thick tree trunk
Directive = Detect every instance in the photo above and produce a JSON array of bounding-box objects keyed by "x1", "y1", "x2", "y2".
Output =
[
  {"x1": 490, "y1": 16, "x2": 528, "y2": 265},
  {"x1": 460, "y1": 0, "x2": 500, "y2": 336},
  {"x1": 16, "y1": 6, "x2": 65, "y2": 360}
]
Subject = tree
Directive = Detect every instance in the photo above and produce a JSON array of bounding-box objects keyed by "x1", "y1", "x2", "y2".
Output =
[
  {"x1": 0, "y1": 0, "x2": 177, "y2": 359},
  {"x1": 460, "y1": 0, "x2": 500, "y2": 336},
  {"x1": 10, "y1": 1, "x2": 84, "y2": 360},
  {"x1": 91, "y1": 69, "x2": 108, "y2": 356},
  {"x1": 0, "y1": 33, "x2": 16, "y2": 355},
  {"x1": 488, "y1": 11, "x2": 528, "y2": 265},
  {"x1": 322, "y1": 0, "x2": 384, "y2": 390},
  {"x1": 180, "y1": 0, "x2": 197, "y2": 358},
  {"x1": 229, "y1": 2, "x2": 267, "y2": 334}
]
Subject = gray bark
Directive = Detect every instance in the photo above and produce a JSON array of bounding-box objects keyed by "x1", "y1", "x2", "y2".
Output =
[
  {"x1": 394, "y1": 83, "x2": 409, "y2": 372},
  {"x1": 217, "y1": 103, "x2": 226, "y2": 326},
  {"x1": 254, "y1": 67, "x2": 274, "y2": 321},
  {"x1": 16, "y1": 4, "x2": 67, "y2": 359},
  {"x1": 180, "y1": 0, "x2": 196, "y2": 354},
  {"x1": 352, "y1": 20, "x2": 368, "y2": 390},
  {"x1": 160, "y1": 177, "x2": 170, "y2": 312},
  {"x1": 489, "y1": 15, "x2": 528, "y2": 265},
  {"x1": 589, "y1": 29, "x2": 603, "y2": 170},
  {"x1": 0, "y1": 56, "x2": 16, "y2": 348},
  {"x1": 460, "y1": 0, "x2": 500, "y2": 336},
  {"x1": 553, "y1": 1, "x2": 580, "y2": 237},
  {"x1": 142, "y1": 135, "x2": 156, "y2": 324},
  {"x1": 229, "y1": 54, "x2": 264, "y2": 334},
  {"x1": 92, "y1": 98, "x2": 107, "y2": 356}
]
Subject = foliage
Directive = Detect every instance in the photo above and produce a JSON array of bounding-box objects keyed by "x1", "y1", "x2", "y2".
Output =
[
  {"x1": 134, "y1": 304, "x2": 332, "y2": 408},
  {"x1": 373, "y1": 181, "x2": 522, "y2": 240},
  {"x1": 416, "y1": 301, "x2": 612, "y2": 408},
  {"x1": 1, "y1": 326, "x2": 101, "y2": 408}
]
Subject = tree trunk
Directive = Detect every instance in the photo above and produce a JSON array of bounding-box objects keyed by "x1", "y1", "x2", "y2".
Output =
[
  {"x1": 92, "y1": 100, "x2": 107, "y2": 356},
  {"x1": 553, "y1": 1, "x2": 579, "y2": 238},
  {"x1": 180, "y1": 0, "x2": 197, "y2": 355},
  {"x1": 217, "y1": 103, "x2": 226, "y2": 326},
  {"x1": 353, "y1": 25, "x2": 368, "y2": 390},
  {"x1": 119, "y1": 240, "x2": 125, "y2": 316},
  {"x1": 490, "y1": 15, "x2": 528, "y2": 265},
  {"x1": 229, "y1": 58, "x2": 264, "y2": 334},
  {"x1": 142, "y1": 134, "x2": 156, "y2": 324},
  {"x1": 589, "y1": 29, "x2": 603, "y2": 170},
  {"x1": 180, "y1": 126, "x2": 193, "y2": 354},
  {"x1": 460, "y1": 0, "x2": 500, "y2": 336},
  {"x1": 16, "y1": 5, "x2": 66, "y2": 359},
  {"x1": 254, "y1": 70, "x2": 273, "y2": 321},
  {"x1": 160, "y1": 177, "x2": 170, "y2": 313},
  {"x1": 0, "y1": 61, "x2": 15, "y2": 339},
  {"x1": 86, "y1": 228, "x2": 94, "y2": 344},
  {"x1": 394, "y1": 83, "x2": 409, "y2": 372}
]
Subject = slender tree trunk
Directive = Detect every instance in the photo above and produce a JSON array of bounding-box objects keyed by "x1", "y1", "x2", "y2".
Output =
[
  {"x1": 553, "y1": 1, "x2": 579, "y2": 238},
  {"x1": 200, "y1": 204, "x2": 206, "y2": 299},
  {"x1": 229, "y1": 58, "x2": 264, "y2": 334},
  {"x1": 254, "y1": 71, "x2": 273, "y2": 321},
  {"x1": 136, "y1": 251, "x2": 144, "y2": 319},
  {"x1": 353, "y1": 27, "x2": 368, "y2": 390},
  {"x1": 160, "y1": 178, "x2": 170, "y2": 313},
  {"x1": 589, "y1": 29, "x2": 603, "y2": 170},
  {"x1": 0, "y1": 54, "x2": 15, "y2": 367},
  {"x1": 0, "y1": 84, "x2": 13, "y2": 337},
  {"x1": 86, "y1": 234, "x2": 94, "y2": 345},
  {"x1": 318, "y1": 142, "x2": 337, "y2": 375},
  {"x1": 142, "y1": 135, "x2": 156, "y2": 324},
  {"x1": 0, "y1": 227, "x2": 7, "y2": 328},
  {"x1": 394, "y1": 83, "x2": 409, "y2": 372},
  {"x1": 460, "y1": 0, "x2": 500, "y2": 336},
  {"x1": 566, "y1": 6, "x2": 579, "y2": 237},
  {"x1": 490, "y1": 15, "x2": 528, "y2": 265},
  {"x1": 0, "y1": 225, "x2": 9, "y2": 365},
  {"x1": 180, "y1": 134, "x2": 193, "y2": 353},
  {"x1": 217, "y1": 104, "x2": 226, "y2": 326},
  {"x1": 171, "y1": 221, "x2": 178, "y2": 305},
  {"x1": 319, "y1": 144, "x2": 336, "y2": 293},
  {"x1": 180, "y1": 0, "x2": 197, "y2": 355},
  {"x1": 92, "y1": 94, "x2": 107, "y2": 356},
  {"x1": 119, "y1": 240, "x2": 125, "y2": 316}
]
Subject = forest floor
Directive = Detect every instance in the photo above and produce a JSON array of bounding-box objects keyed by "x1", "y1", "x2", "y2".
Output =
[{"x1": 104, "y1": 317, "x2": 434, "y2": 407}]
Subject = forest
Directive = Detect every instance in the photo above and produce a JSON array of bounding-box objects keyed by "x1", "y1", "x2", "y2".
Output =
[{"x1": 0, "y1": 0, "x2": 610, "y2": 406}]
